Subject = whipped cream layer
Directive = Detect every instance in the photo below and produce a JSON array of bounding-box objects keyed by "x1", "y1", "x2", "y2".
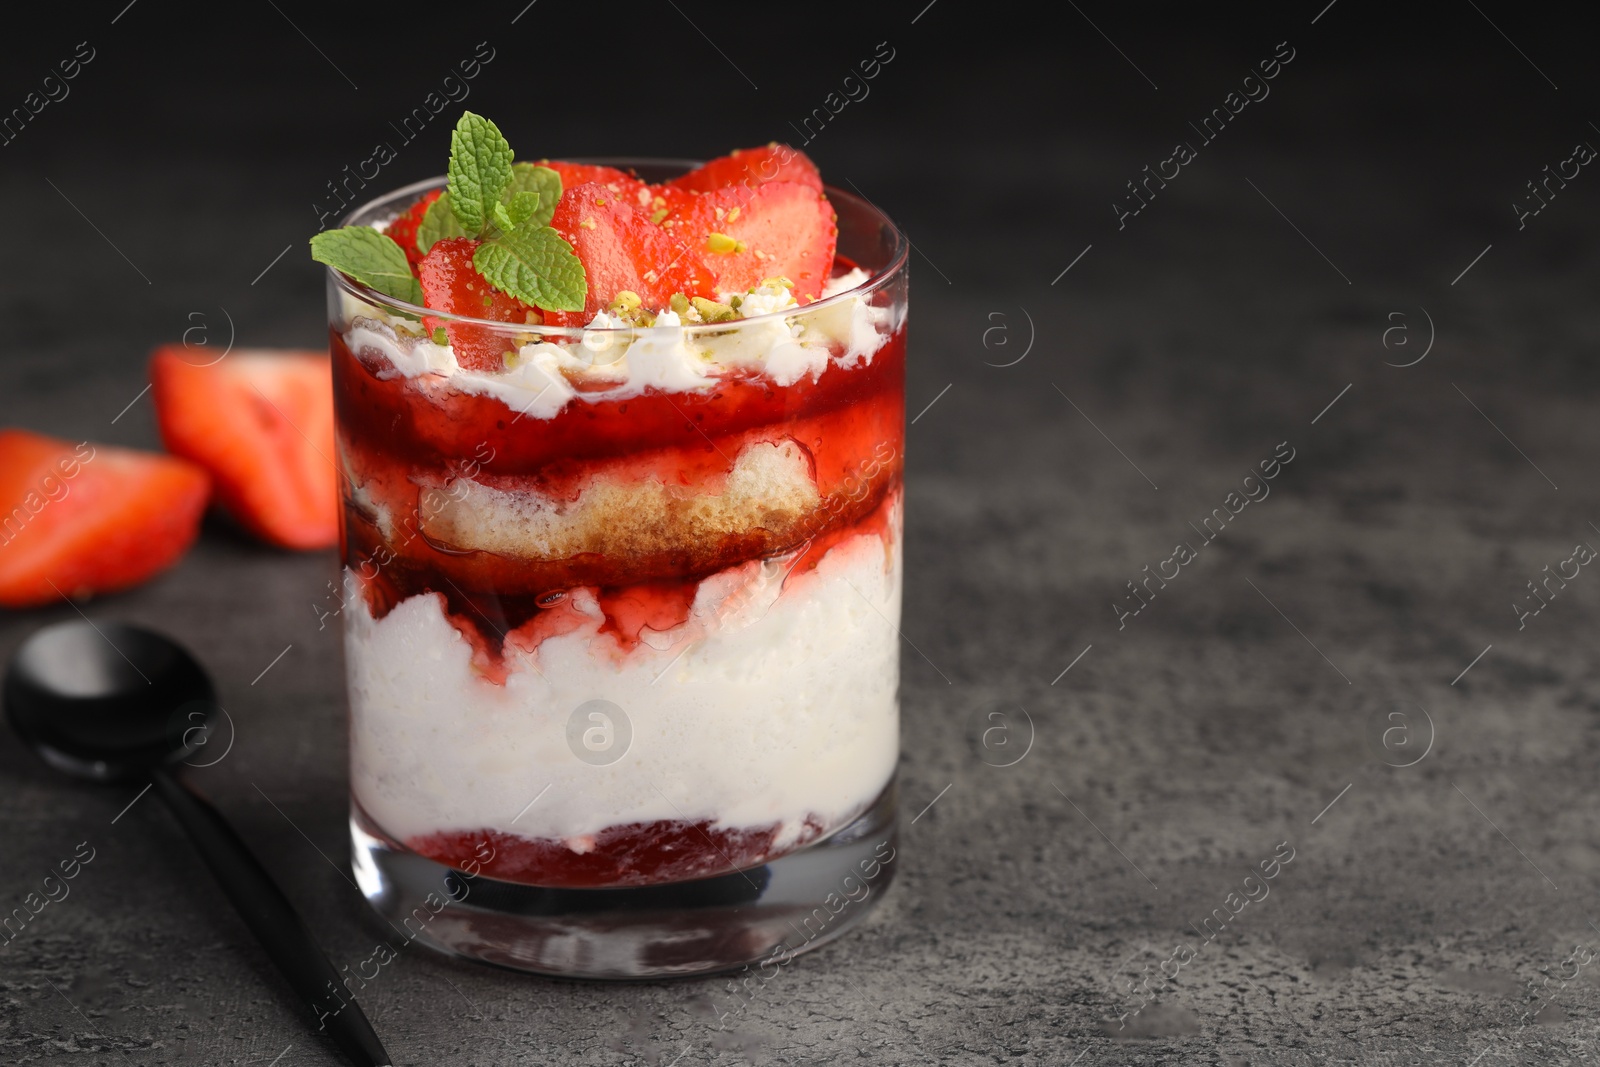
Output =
[
  {"x1": 337, "y1": 270, "x2": 898, "y2": 421},
  {"x1": 346, "y1": 516, "x2": 902, "y2": 850}
]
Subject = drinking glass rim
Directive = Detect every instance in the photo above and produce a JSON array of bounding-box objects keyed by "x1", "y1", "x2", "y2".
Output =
[{"x1": 328, "y1": 161, "x2": 909, "y2": 338}]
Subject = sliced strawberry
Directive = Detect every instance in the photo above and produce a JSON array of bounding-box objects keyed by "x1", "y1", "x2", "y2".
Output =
[
  {"x1": 0, "y1": 430, "x2": 209, "y2": 607},
  {"x1": 642, "y1": 183, "x2": 701, "y2": 226},
  {"x1": 665, "y1": 181, "x2": 837, "y2": 302},
  {"x1": 387, "y1": 190, "x2": 442, "y2": 269},
  {"x1": 548, "y1": 182, "x2": 717, "y2": 320},
  {"x1": 417, "y1": 237, "x2": 539, "y2": 371},
  {"x1": 151, "y1": 348, "x2": 338, "y2": 550},
  {"x1": 668, "y1": 144, "x2": 822, "y2": 194},
  {"x1": 536, "y1": 161, "x2": 650, "y2": 209}
]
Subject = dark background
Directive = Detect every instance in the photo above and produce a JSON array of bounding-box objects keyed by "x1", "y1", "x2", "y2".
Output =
[{"x1": 5, "y1": 3, "x2": 1600, "y2": 1064}]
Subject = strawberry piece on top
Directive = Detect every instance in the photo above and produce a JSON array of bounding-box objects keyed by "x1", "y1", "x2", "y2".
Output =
[
  {"x1": 0, "y1": 430, "x2": 209, "y2": 607},
  {"x1": 151, "y1": 348, "x2": 338, "y2": 550},
  {"x1": 668, "y1": 144, "x2": 822, "y2": 194},
  {"x1": 664, "y1": 180, "x2": 837, "y2": 302},
  {"x1": 417, "y1": 237, "x2": 540, "y2": 371},
  {"x1": 536, "y1": 161, "x2": 651, "y2": 210},
  {"x1": 386, "y1": 190, "x2": 442, "y2": 270},
  {"x1": 641, "y1": 183, "x2": 701, "y2": 226},
  {"x1": 548, "y1": 182, "x2": 717, "y2": 322}
]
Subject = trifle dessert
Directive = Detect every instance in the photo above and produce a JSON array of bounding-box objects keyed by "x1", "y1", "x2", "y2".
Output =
[{"x1": 316, "y1": 113, "x2": 906, "y2": 973}]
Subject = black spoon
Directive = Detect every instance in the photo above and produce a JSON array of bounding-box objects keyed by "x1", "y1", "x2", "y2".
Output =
[{"x1": 4, "y1": 620, "x2": 391, "y2": 1067}]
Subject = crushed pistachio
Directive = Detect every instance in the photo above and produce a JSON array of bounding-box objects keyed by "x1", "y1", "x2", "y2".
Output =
[
  {"x1": 729, "y1": 294, "x2": 743, "y2": 310},
  {"x1": 432, "y1": 327, "x2": 449, "y2": 345},
  {"x1": 609, "y1": 290, "x2": 642, "y2": 312},
  {"x1": 669, "y1": 293, "x2": 692, "y2": 315},
  {"x1": 726, "y1": 206, "x2": 741, "y2": 222},
  {"x1": 759, "y1": 276, "x2": 794, "y2": 289},
  {"x1": 649, "y1": 208, "x2": 669, "y2": 225},
  {"x1": 579, "y1": 216, "x2": 597, "y2": 230},
  {"x1": 691, "y1": 297, "x2": 737, "y2": 323},
  {"x1": 706, "y1": 232, "x2": 747, "y2": 255}
]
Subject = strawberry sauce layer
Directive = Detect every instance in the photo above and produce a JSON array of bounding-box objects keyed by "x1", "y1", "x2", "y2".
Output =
[{"x1": 410, "y1": 815, "x2": 826, "y2": 889}]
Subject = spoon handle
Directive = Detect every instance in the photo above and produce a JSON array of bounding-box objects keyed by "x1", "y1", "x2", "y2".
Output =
[{"x1": 150, "y1": 769, "x2": 391, "y2": 1067}]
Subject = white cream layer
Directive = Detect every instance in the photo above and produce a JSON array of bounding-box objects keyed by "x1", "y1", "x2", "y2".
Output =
[
  {"x1": 346, "y1": 520, "x2": 902, "y2": 850},
  {"x1": 338, "y1": 269, "x2": 897, "y2": 421}
]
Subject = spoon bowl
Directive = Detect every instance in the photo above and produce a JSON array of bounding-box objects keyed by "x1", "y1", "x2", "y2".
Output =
[{"x1": 4, "y1": 620, "x2": 216, "y2": 781}]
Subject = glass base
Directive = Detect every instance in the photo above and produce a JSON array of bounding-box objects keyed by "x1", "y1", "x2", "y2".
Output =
[{"x1": 349, "y1": 778, "x2": 898, "y2": 979}]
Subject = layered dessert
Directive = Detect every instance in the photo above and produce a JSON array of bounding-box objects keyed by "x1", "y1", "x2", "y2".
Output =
[{"x1": 316, "y1": 113, "x2": 906, "y2": 888}]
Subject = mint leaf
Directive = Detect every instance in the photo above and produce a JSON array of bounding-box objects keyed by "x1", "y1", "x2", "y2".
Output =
[
  {"x1": 508, "y1": 163, "x2": 561, "y2": 227},
  {"x1": 448, "y1": 112, "x2": 515, "y2": 237},
  {"x1": 416, "y1": 192, "x2": 465, "y2": 255},
  {"x1": 310, "y1": 226, "x2": 423, "y2": 305},
  {"x1": 505, "y1": 190, "x2": 541, "y2": 228},
  {"x1": 474, "y1": 227, "x2": 586, "y2": 312},
  {"x1": 492, "y1": 201, "x2": 517, "y2": 235}
]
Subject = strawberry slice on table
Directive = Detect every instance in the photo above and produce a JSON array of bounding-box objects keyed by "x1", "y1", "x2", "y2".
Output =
[
  {"x1": 150, "y1": 348, "x2": 338, "y2": 551},
  {"x1": 547, "y1": 182, "x2": 717, "y2": 322},
  {"x1": 386, "y1": 190, "x2": 441, "y2": 269},
  {"x1": 417, "y1": 237, "x2": 539, "y2": 371},
  {"x1": 664, "y1": 180, "x2": 837, "y2": 302},
  {"x1": 668, "y1": 144, "x2": 822, "y2": 194},
  {"x1": 0, "y1": 430, "x2": 209, "y2": 608},
  {"x1": 536, "y1": 161, "x2": 650, "y2": 209}
]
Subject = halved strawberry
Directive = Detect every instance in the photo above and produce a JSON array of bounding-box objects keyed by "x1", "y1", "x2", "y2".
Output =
[
  {"x1": 548, "y1": 182, "x2": 717, "y2": 321},
  {"x1": 0, "y1": 430, "x2": 209, "y2": 607},
  {"x1": 668, "y1": 145, "x2": 822, "y2": 194},
  {"x1": 387, "y1": 190, "x2": 442, "y2": 269},
  {"x1": 665, "y1": 181, "x2": 837, "y2": 302},
  {"x1": 151, "y1": 348, "x2": 338, "y2": 550},
  {"x1": 417, "y1": 237, "x2": 539, "y2": 371},
  {"x1": 536, "y1": 161, "x2": 650, "y2": 209}
]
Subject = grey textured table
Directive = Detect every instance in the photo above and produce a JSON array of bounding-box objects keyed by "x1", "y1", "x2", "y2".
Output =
[{"x1": 5, "y1": 6, "x2": 1600, "y2": 1064}]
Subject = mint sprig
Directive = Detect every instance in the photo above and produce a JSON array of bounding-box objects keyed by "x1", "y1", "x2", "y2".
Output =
[
  {"x1": 448, "y1": 112, "x2": 515, "y2": 237},
  {"x1": 475, "y1": 226, "x2": 587, "y2": 312},
  {"x1": 310, "y1": 227, "x2": 423, "y2": 306},
  {"x1": 313, "y1": 112, "x2": 590, "y2": 321},
  {"x1": 471, "y1": 159, "x2": 583, "y2": 311},
  {"x1": 416, "y1": 193, "x2": 465, "y2": 254}
]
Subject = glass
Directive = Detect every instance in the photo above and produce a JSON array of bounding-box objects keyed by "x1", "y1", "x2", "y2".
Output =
[{"x1": 328, "y1": 162, "x2": 908, "y2": 978}]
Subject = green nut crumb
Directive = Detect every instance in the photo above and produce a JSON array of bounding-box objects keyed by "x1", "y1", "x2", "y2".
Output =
[
  {"x1": 432, "y1": 327, "x2": 449, "y2": 345},
  {"x1": 691, "y1": 297, "x2": 736, "y2": 323},
  {"x1": 669, "y1": 293, "x2": 692, "y2": 315},
  {"x1": 705, "y1": 232, "x2": 747, "y2": 255}
]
